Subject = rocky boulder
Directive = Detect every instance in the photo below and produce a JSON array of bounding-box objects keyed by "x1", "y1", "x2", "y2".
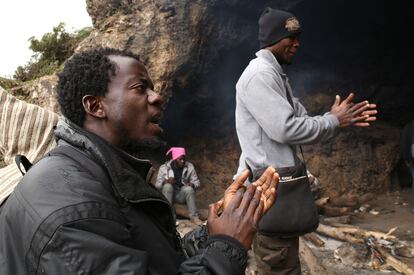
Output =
[
  {"x1": 8, "y1": 74, "x2": 59, "y2": 113},
  {"x1": 78, "y1": 0, "x2": 271, "y2": 98},
  {"x1": 301, "y1": 93, "x2": 400, "y2": 196}
]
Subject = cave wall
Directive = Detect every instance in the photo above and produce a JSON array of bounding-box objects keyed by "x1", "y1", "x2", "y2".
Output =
[
  {"x1": 78, "y1": 0, "x2": 269, "y2": 99},
  {"x1": 301, "y1": 94, "x2": 400, "y2": 196}
]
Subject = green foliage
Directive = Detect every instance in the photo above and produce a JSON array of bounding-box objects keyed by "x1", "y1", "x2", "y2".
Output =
[
  {"x1": 0, "y1": 76, "x2": 19, "y2": 90},
  {"x1": 13, "y1": 23, "x2": 92, "y2": 82}
]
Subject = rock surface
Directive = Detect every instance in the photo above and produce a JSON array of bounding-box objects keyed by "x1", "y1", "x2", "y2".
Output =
[
  {"x1": 301, "y1": 93, "x2": 400, "y2": 196},
  {"x1": 79, "y1": 0, "x2": 264, "y2": 98},
  {"x1": 8, "y1": 74, "x2": 59, "y2": 113}
]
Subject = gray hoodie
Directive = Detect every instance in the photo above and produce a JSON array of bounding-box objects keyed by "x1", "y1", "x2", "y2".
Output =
[{"x1": 235, "y1": 49, "x2": 339, "y2": 176}]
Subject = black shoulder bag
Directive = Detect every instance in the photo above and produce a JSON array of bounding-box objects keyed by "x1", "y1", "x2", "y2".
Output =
[
  {"x1": 256, "y1": 85, "x2": 319, "y2": 237},
  {"x1": 255, "y1": 149, "x2": 319, "y2": 237}
]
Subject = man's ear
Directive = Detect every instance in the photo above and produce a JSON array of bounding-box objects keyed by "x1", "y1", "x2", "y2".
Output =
[{"x1": 82, "y1": 95, "x2": 106, "y2": 118}]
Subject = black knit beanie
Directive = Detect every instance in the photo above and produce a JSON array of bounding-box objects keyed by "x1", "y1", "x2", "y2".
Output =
[{"x1": 258, "y1": 7, "x2": 302, "y2": 49}]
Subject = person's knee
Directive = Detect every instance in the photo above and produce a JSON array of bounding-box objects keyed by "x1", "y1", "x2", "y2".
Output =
[
  {"x1": 181, "y1": 185, "x2": 195, "y2": 195},
  {"x1": 162, "y1": 183, "x2": 174, "y2": 192}
]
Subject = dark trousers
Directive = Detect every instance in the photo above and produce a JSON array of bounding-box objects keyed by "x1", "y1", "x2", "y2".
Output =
[{"x1": 253, "y1": 233, "x2": 301, "y2": 275}]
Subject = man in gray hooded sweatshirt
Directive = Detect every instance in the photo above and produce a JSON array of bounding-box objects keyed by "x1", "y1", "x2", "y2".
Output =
[{"x1": 235, "y1": 7, "x2": 378, "y2": 274}]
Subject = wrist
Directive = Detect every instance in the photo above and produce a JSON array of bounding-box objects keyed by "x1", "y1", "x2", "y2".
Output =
[{"x1": 206, "y1": 234, "x2": 248, "y2": 253}]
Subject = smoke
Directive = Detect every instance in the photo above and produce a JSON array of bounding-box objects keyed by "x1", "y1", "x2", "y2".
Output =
[{"x1": 161, "y1": 46, "x2": 254, "y2": 144}]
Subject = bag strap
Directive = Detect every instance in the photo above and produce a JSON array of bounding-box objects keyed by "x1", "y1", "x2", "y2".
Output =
[
  {"x1": 3, "y1": 147, "x2": 80, "y2": 209},
  {"x1": 1, "y1": 155, "x2": 34, "y2": 208},
  {"x1": 297, "y1": 145, "x2": 307, "y2": 172},
  {"x1": 15, "y1": 154, "x2": 33, "y2": 176},
  {"x1": 284, "y1": 79, "x2": 307, "y2": 172}
]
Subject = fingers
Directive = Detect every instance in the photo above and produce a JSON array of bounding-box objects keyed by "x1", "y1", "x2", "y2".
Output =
[
  {"x1": 225, "y1": 169, "x2": 249, "y2": 196},
  {"x1": 351, "y1": 114, "x2": 370, "y2": 123},
  {"x1": 238, "y1": 184, "x2": 259, "y2": 214},
  {"x1": 245, "y1": 186, "x2": 263, "y2": 220},
  {"x1": 351, "y1": 116, "x2": 376, "y2": 128},
  {"x1": 219, "y1": 167, "x2": 279, "y2": 224},
  {"x1": 262, "y1": 172, "x2": 278, "y2": 213},
  {"x1": 361, "y1": 109, "x2": 377, "y2": 117},
  {"x1": 341, "y1": 92, "x2": 354, "y2": 105},
  {"x1": 208, "y1": 200, "x2": 223, "y2": 220},
  {"x1": 253, "y1": 199, "x2": 264, "y2": 225},
  {"x1": 253, "y1": 166, "x2": 275, "y2": 188},
  {"x1": 352, "y1": 114, "x2": 375, "y2": 126},
  {"x1": 263, "y1": 172, "x2": 279, "y2": 201},
  {"x1": 263, "y1": 187, "x2": 277, "y2": 213},
  {"x1": 347, "y1": 100, "x2": 377, "y2": 127},
  {"x1": 353, "y1": 113, "x2": 376, "y2": 124},
  {"x1": 230, "y1": 169, "x2": 250, "y2": 187},
  {"x1": 364, "y1": 116, "x2": 377, "y2": 122},
  {"x1": 264, "y1": 167, "x2": 277, "y2": 185},
  {"x1": 333, "y1": 95, "x2": 340, "y2": 106},
  {"x1": 263, "y1": 185, "x2": 274, "y2": 200},
  {"x1": 353, "y1": 122, "x2": 371, "y2": 127},
  {"x1": 251, "y1": 167, "x2": 278, "y2": 213},
  {"x1": 349, "y1": 100, "x2": 369, "y2": 114},
  {"x1": 361, "y1": 106, "x2": 378, "y2": 122},
  {"x1": 225, "y1": 184, "x2": 245, "y2": 212},
  {"x1": 350, "y1": 101, "x2": 376, "y2": 113}
]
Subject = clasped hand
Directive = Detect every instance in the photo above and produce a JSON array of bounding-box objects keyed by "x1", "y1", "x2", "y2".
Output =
[
  {"x1": 330, "y1": 92, "x2": 377, "y2": 127},
  {"x1": 207, "y1": 167, "x2": 279, "y2": 249}
]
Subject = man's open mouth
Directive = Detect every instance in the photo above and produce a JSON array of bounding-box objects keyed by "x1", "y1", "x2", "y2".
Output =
[{"x1": 150, "y1": 112, "x2": 162, "y2": 125}]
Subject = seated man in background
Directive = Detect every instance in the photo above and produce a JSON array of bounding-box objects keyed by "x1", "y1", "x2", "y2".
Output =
[{"x1": 156, "y1": 147, "x2": 203, "y2": 225}]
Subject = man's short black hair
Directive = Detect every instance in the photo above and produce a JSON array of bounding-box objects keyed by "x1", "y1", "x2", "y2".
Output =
[{"x1": 57, "y1": 47, "x2": 140, "y2": 126}]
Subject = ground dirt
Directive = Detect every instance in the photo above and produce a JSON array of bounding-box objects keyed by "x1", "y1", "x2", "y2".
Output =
[
  {"x1": 317, "y1": 188, "x2": 413, "y2": 275},
  {"x1": 178, "y1": 187, "x2": 414, "y2": 274},
  {"x1": 246, "y1": 187, "x2": 414, "y2": 275},
  {"x1": 352, "y1": 189, "x2": 413, "y2": 242}
]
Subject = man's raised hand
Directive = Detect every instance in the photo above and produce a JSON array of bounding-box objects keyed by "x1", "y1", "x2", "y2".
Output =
[
  {"x1": 208, "y1": 184, "x2": 264, "y2": 249},
  {"x1": 221, "y1": 166, "x2": 278, "y2": 214},
  {"x1": 251, "y1": 167, "x2": 279, "y2": 214},
  {"x1": 330, "y1": 92, "x2": 377, "y2": 128}
]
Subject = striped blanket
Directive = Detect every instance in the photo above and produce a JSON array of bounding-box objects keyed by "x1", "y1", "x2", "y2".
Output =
[{"x1": 0, "y1": 86, "x2": 59, "y2": 203}]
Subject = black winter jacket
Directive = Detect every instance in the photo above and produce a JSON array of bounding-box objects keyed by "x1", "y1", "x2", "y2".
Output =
[{"x1": 0, "y1": 120, "x2": 247, "y2": 274}]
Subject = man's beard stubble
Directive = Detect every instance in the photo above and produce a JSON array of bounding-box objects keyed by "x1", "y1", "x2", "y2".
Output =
[
  {"x1": 118, "y1": 136, "x2": 166, "y2": 159},
  {"x1": 114, "y1": 124, "x2": 166, "y2": 159}
]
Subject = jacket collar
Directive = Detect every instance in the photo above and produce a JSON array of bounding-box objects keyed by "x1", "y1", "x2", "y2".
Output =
[
  {"x1": 166, "y1": 159, "x2": 189, "y2": 171},
  {"x1": 54, "y1": 119, "x2": 165, "y2": 203},
  {"x1": 256, "y1": 49, "x2": 287, "y2": 77}
]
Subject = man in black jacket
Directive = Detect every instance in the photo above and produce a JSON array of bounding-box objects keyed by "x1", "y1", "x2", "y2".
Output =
[{"x1": 0, "y1": 48, "x2": 278, "y2": 274}]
